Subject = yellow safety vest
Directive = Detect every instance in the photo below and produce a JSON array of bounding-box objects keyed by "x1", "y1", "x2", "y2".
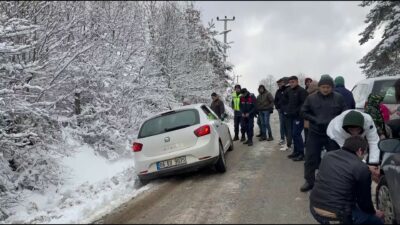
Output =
[{"x1": 232, "y1": 92, "x2": 241, "y2": 111}]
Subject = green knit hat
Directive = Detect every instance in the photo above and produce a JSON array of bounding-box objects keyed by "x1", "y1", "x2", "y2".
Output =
[
  {"x1": 335, "y1": 76, "x2": 345, "y2": 86},
  {"x1": 342, "y1": 110, "x2": 364, "y2": 134}
]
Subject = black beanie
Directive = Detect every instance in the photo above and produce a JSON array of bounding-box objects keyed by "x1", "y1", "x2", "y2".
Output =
[
  {"x1": 342, "y1": 110, "x2": 365, "y2": 134},
  {"x1": 318, "y1": 74, "x2": 335, "y2": 87}
]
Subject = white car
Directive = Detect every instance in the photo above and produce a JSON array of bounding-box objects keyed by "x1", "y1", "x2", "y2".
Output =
[
  {"x1": 352, "y1": 75, "x2": 400, "y2": 119},
  {"x1": 132, "y1": 103, "x2": 234, "y2": 184}
]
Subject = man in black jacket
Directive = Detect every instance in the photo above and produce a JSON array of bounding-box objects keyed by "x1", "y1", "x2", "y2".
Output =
[
  {"x1": 300, "y1": 74, "x2": 347, "y2": 192},
  {"x1": 283, "y1": 76, "x2": 308, "y2": 161},
  {"x1": 309, "y1": 136, "x2": 384, "y2": 224},
  {"x1": 274, "y1": 77, "x2": 289, "y2": 146},
  {"x1": 240, "y1": 88, "x2": 257, "y2": 146}
]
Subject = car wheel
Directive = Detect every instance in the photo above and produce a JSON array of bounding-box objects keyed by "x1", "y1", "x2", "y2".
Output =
[
  {"x1": 376, "y1": 176, "x2": 396, "y2": 224},
  {"x1": 228, "y1": 130, "x2": 234, "y2": 151},
  {"x1": 138, "y1": 176, "x2": 150, "y2": 186},
  {"x1": 215, "y1": 143, "x2": 227, "y2": 173}
]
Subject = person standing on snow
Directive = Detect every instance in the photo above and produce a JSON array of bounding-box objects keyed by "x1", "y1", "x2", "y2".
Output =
[
  {"x1": 275, "y1": 77, "x2": 289, "y2": 146},
  {"x1": 304, "y1": 80, "x2": 318, "y2": 147},
  {"x1": 300, "y1": 74, "x2": 346, "y2": 192},
  {"x1": 334, "y1": 76, "x2": 355, "y2": 109},
  {"x1": 240, "y1": 88, "x2": 257, "y2": 146},
  {"x1": 256, "y1": 84, "x2": 275, "y2": 141},
  {"x1": 284, "y1": 76, "x2": 308, "y2": 161},
  {"x1": 231, "y1": 84, "x2": 246, "y2": 141},
  {"x1": 210, "y1": 92, "x2": 225, "y2": 120}
]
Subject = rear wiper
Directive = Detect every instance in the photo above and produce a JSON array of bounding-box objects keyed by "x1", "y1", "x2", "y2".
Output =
[{"x1": 164, "y1": 124, "x2": 191, "y2": 132}]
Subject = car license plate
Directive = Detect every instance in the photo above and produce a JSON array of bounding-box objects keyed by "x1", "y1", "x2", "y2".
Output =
[{"x1": 157, "y1": 156, "x2": 187, "y2": 170}]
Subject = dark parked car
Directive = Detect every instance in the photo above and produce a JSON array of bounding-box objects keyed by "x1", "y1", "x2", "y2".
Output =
[{"x1": 377, "y1": 139, "x2": 400, "y2": 224}]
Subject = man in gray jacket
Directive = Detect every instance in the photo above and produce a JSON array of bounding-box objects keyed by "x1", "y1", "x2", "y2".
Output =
[{"x1": 256, "y1": 85, "x2": 275, "y2": 141}]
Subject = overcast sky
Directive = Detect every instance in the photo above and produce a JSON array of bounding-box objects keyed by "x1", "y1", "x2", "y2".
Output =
[{"x1": 194, "y1": 1, "x2": 381, "y2": 94}]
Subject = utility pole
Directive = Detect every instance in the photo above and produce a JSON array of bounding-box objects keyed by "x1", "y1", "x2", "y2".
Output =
[
  {"x1": 216, "y1": 16, "x2": 235, "y2": 62},
  {"x1": 234, "y1": 74, "x2": 242, "y2": 84}
]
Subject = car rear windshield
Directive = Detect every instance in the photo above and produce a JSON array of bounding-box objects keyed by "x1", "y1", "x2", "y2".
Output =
[
  {"x1": 138, "y1": 109, "x2": 200, "y2": 138},
  {"x1": 372, "y1": 80, "x2": 398, "y2": 104}
]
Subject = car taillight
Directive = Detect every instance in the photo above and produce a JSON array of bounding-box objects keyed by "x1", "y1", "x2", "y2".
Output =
[
  {"x1": 194, "y1": 125, "x2": 211, "y2": 137},
  {"x1": 132, "y1": 142, "x2": 143, "y2": 152}
]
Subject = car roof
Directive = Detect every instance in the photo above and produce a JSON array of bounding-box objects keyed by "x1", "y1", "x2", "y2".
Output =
[
  {"x1": 143, "y1": 103, "x2": 206, "y2": 121},
  {"x1": 357, "y1": 75, "x2": 400, "y2": 84}
]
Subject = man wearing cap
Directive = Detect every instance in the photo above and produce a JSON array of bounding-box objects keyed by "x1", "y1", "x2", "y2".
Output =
[
  {"x1": 334, "y1": 76, "x2": 355, "y2": 109},
  {"x1": 231, "y1": 85, "x2": 246, "y2": 141},
  {"x1": 240, "y1": 88, "x2": 257, "y2": 146},
  {"x1": 327, "y1": 109, "x2": 381, "y2": 181},
  {"x1": 274, "y1": 77, "x2": 289, "y2": 146},
  {"x1": 283, "y1": 76, "x2": 308, "y2": 160},
  {"x1": 300, "y1": 74, "x2": 347, "y2": 192},
  {"x1": 309, "y1": 136, "x2": 384, "y2": 224}
]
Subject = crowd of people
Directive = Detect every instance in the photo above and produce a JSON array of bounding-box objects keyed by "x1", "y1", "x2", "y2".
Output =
[{"x1": 203, "y1": 74, "x2": 400, "y2": 224}]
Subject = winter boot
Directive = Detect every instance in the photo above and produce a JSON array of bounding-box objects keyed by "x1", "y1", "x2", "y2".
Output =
[
  {"x1": 267, "y1": 132, "x2": 274, "y2": 141},
  {"x1": 240, "y1": 135, "x2": 246, "y2": 142},
  {"x1": 233, "y1": 134, "x2": 239, "y2": 141},
  {"x1": 248, "y1": 140, "x2": 253, "y2": 146},
  {"x1": 259, "y1": 135, "x2": 267, "y2": 141}
]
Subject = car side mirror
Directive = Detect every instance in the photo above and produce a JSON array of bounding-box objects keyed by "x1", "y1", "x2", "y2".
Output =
[{"x1": 378, "y1": 139, "x2": 400, "y2": 153}]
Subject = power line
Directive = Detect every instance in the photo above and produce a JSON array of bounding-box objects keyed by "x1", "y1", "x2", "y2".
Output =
[{"x1": 216, "y1": 16, "x2": 235, "y2": 62}]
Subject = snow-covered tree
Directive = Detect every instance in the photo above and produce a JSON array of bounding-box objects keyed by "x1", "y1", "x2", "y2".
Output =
[
  {"x1": 358, "y1": 1, "x2": 400, "y2": 78},
  {"x1": 0, "y1": 1, "x2": 232, "y2": 216},
  {"x1": 259, "y1": 74, "x2": 277, "y2": 94}
]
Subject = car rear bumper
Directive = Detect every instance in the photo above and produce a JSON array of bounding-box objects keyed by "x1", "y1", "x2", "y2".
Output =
[{"x1": 138, "y1": 156, "x2": 218, "y2": 180}]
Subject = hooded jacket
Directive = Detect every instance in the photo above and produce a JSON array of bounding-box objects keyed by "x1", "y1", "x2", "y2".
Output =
[
  {"x1": 327, "y1": 109, "x2": 380, "y2": 165},
  {"x1": 274, "y1": 85, "x2": 287, "y2": 111},
  {"x1": 301, "y1": 91, "x2": 347, "y2": 134},
  {"x1": 335, "y1": 86, "x2": 356, "y2": 110},
  {"x1": 256, "y1": 86, "x2": 274, "y2": 111}
]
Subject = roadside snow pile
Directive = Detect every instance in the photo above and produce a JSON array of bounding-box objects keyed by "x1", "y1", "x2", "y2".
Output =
[{"x1": 2, "y1": 144, "x2": 150, "y2": 224}]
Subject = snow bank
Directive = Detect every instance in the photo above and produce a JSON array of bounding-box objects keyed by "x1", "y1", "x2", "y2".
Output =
[{"x1": 2, "y1": 139, "x2": 150, "y2": 224}]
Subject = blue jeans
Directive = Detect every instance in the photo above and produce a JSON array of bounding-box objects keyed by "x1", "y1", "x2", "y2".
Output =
[
  {"x1": 259, "y1": 111, "x2": 272, "y2": 137},
  {"x1": 310, "y1": 204, "x2": 383, "y2": 224},
  {"x1": 278, "y1": 110, "x2": 286, "y2": 140},
  {"x1": 292, "y1": 117, "x2": 304, "y2": 155},
  {"x1": 352, "y1": 206, "x2": 383, "y2": 224}
]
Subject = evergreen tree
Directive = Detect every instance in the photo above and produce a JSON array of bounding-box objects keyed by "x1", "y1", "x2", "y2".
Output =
[{"x1": 359, "y1": 1, "x2": 400, "y2": 77}]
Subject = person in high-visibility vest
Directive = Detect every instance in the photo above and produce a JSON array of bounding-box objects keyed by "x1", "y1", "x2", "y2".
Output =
[{"x1": 232, "y1": 84, "x2": 245, "y2": 141}]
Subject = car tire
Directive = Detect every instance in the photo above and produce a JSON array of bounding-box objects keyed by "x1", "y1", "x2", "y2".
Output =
[
  {"x1": 376, "y1": 176, "x2": 397, "y2": 224},
  {"x1": 228, "y1": 130, "x2": 234, "y2": 151},
  {"x1": 215, "y1": 143, "x2": 227, "y2": 173},
  {"x1": 138, "y1": 176, "x2": 150, "y2": 186}
]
